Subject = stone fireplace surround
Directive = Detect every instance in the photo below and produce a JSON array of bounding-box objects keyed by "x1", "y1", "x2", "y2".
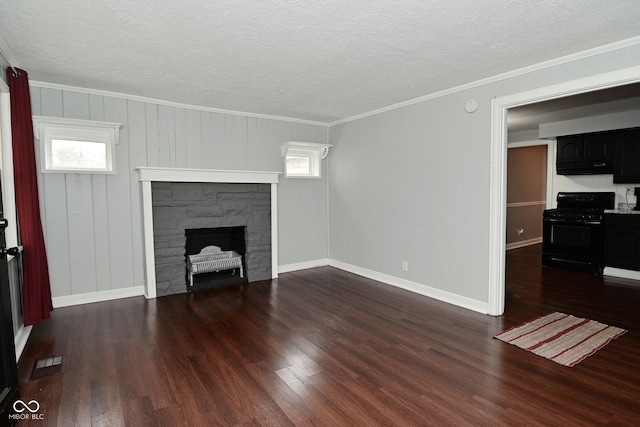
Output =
[{"x1": 138, "y1": 167, "x2": 279, "y2": 299}]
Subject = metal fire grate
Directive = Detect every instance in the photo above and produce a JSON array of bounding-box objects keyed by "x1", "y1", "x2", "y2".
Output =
[
  {"x1": 187, "y1": 245, "x2": 243, "y2": 287},
  {"x1": 31, "y1": 355, "x2": 64, "y2": 380}
]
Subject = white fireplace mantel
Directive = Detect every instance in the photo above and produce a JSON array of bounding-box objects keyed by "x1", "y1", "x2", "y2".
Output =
[
  {"x1": 137, "y1": 167, "x2": 280, "y2": 184},
  {"x1": 137, "y1": 167, "x2": 280, "y2": 299}
]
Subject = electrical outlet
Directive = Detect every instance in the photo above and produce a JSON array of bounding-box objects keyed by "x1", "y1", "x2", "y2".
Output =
[
  {"x1": 517, "y1": 228, "x2": 524, "y2": 236},
  {"x1": 402, "y1": 261, "x2": 409, "y2": 272}
]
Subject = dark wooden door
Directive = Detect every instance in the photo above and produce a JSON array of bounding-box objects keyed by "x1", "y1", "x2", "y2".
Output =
[{"x1": 0, "y1": 174, "x2": 19, "y2": 426}]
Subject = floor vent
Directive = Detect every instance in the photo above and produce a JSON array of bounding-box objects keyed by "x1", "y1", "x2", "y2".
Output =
[{"x1": 31, "y1": 355, "x2": 64, "y2": 380}]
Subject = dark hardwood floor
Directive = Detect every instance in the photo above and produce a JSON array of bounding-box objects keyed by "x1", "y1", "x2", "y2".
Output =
[{"x1": 16, "y1": 244, "x2": 640, "y2": 426}]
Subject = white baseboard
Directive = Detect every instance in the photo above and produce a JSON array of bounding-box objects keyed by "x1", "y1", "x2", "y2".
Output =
[
  {"x1": 52, "y1": 286, "x2": 145, "y2": 308},
  {"x1": 328, "y1": 260, "x2": 489, "y2": 314},
  {"x1": 506, "y1": 237, "x2": 542, "y2": 251},
  {"x1": 49, "y1": 258, "x2": 489, "y2": 318},
  {"x1": 14, "y1": 324, "x2": 33, "y2": 361},
  {"x1": 603, "y1": 267, "x2": 640, "y2": 283},
  {"x1": 279, "y1": 258, "x2": 330, "y2": 274}
]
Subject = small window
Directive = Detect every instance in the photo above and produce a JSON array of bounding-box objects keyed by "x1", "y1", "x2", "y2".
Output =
[
  {"x1": 33, "y1": 116, "x2": 121, "y2": 174},
  {"x1": 285, "y1": 155, "x2": 311, "y2": 175},
  {"x1": 281, "y1": 141, "x2": 332, "y2": 178}
]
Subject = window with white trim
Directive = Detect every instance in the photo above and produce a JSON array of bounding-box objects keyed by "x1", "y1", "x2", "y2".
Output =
[
  {"x1": 281, "y1": 141, "x2": 332, "y2": 178},
  {"x1": 33, "y1": 116, "x2": 121, "y2": 174}
]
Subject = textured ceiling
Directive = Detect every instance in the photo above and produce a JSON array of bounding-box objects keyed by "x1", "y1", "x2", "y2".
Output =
[{"x1": 1, "y1": 0, "x2": 640, "y2": 123}]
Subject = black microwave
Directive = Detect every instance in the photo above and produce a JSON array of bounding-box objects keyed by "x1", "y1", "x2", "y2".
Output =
[{"x1": 556, "y1": 133, "x2": 614, "y2": 175}]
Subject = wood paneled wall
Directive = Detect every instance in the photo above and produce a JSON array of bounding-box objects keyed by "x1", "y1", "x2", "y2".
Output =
[{"x1": 29, "y1": 86, "x2": 329, "y2": 300}]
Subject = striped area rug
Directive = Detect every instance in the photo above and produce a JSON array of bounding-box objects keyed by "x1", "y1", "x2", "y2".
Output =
[{"x1": 495, "y1": 312, "x2": 627, "y2": 367}]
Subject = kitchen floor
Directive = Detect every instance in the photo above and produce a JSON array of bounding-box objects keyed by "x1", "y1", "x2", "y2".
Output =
[{"x1": 505, "y1": 242, "x2": 640, "y2": 333}]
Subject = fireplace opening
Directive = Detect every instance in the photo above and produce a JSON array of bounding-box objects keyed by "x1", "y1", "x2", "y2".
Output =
[{"x1": 185, "y1": 226, "x2": 248, "y2": 291}]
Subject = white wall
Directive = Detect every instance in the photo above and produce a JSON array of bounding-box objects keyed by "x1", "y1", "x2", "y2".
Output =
[
  {"x1": 0, "y1": 57, "x2": 8, "y2": 85},
  {"x1": 551, "y1": 174, "x2": 637, "y2": 209},
  {"x1": 329, "y1": 42, "x2": 640, "y2": 310},
  {"x1": 29, "y1": 86, "x2": 329, "y2": 301},
  {"x1": 539, "y1": 109, "x2": 640, "y2": 138}
]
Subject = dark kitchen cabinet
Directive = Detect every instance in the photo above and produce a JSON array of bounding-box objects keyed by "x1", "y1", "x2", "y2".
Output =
[
  {"x1": 604, "y1": 213, "x2": 640, "y2": 271},
  {"x1": 613, "y1": 128, "x2": 640, "y2": 183},
  {"x1": 557, "y1": 135, "x2": 584, "y2": 162},
  {"x1": 584, "y1": 133, "x2": 614, "y2": 161},
  {"x1": 556, "y1": 132, "x2": 614, "y2": 175}
]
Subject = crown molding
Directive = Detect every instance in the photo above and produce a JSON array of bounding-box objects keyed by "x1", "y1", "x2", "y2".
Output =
[
  {"x1": 330, "y1": 36, "x2": 640, "y2": 126},
  {"x1": 29, "y1": 80, "x2": 329, "y2": 127},
  {"x1": 0, "y1": 33, "x2": 19, "y2": 70}
]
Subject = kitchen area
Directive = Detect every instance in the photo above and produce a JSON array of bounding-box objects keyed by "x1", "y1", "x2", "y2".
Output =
[
  {"x1": 543, "y1": 126, "x2": 640, "y2": 277},
  {"x1": 507, "y1": 83, "x2": 640, "y2": 282}
]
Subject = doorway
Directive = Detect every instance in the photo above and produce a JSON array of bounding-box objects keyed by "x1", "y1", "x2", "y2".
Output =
[
  {"x1": 488, "y1": 65, "x2": 640, "y2": 316},
  {"x1": 505, "y1": 143, "x2": 548, "y2": 251}
]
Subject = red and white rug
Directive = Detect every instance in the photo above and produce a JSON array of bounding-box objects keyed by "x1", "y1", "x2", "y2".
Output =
[{"x1": 494, "y1": 312, "x2": 627, "y2": 367}]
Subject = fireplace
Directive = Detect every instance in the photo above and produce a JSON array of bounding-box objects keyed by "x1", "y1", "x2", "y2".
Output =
[
  {"x1": 185, "y1": 226, "x2": 248, "y2": 290},
  {"x1": 137, "y1": 167, "x2": 280, "y2": 299}
]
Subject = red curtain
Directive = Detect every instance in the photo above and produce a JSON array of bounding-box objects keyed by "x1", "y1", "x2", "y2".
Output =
[{"x1": 7, "y1": 67, "x2": 52, "y2": 326}]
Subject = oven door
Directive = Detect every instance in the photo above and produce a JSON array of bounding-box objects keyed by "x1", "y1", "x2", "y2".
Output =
[{"x1": 542, "y1": 218, "x2": 603, "y2": 271}]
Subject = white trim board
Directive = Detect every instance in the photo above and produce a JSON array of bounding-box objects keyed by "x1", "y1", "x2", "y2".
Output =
[
  {"x1": 506, "y1": 201, "x2": 546, "y2": 208},
  {"x1": 52, "y1": 286, "x2": 145, "y2": 308},
  {"x1": 329, "y1": 260, "x2": 489, "y2": 314},
  {"x1": 0, "y1": 33, "x2": 20, "y2": 71},
  {"x1": 137, "y1": 167, "x2": 279, "y2": 184},
  {"x1": 14, "y1": 324, "x2": 32, "y2": 361},
  {"x1": 29, "y1": 81, "x2": 328, "y2": 127},
  {"x1": 1, "y1": 90, "x2": 18, "y2": 250},
  {"x1": 507, "y1": 139, "x2": 555, "y2": 210},
  {"x1": 604, "y1": 267, "x2": 640, "y2": 282},
  {"x1": 489, "y1": 65, "x2": 640, "y2": 316},
  {"x1": 506, "y1": 238, "x2": 543, "y2": 251},
  {"x1": 279, "y1": 259, "x2": 330, "y2": 274}
]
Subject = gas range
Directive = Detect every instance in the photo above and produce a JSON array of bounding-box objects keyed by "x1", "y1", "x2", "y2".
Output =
[{"x1": 542, "y1": 192, "x2": 615, "y2": 273}]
